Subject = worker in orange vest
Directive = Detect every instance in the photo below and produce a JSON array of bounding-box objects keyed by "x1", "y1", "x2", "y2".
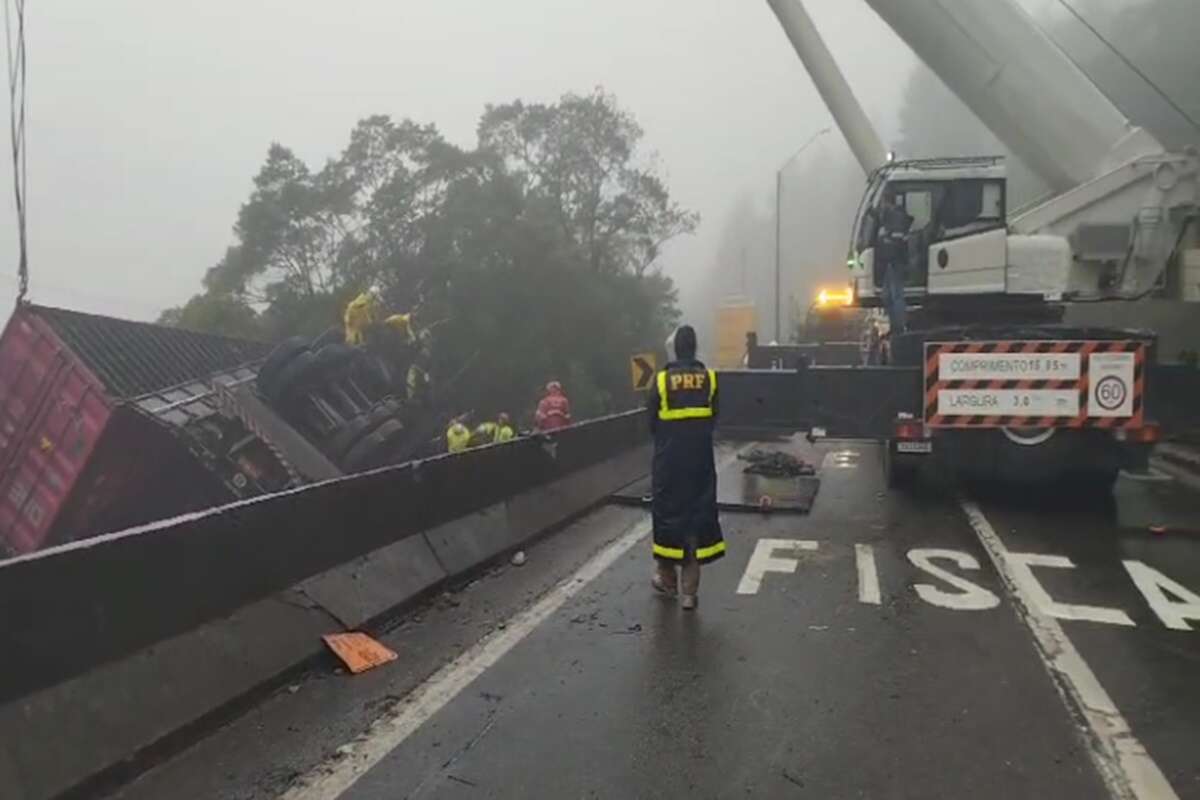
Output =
[{"x1": 535, "y1": 381, "x2": 572, "y2": 431}]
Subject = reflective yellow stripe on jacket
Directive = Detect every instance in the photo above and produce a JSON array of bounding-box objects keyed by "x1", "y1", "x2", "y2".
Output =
[
  {"x1": 652, "y1": 541, "x2": 726, "y2": 561},
  {"x1": 657, "y1": 369, "x2": 717, "y2": 421},
  {"x1": 653, "y1": 543, "x2": 685, "y2": 560}
]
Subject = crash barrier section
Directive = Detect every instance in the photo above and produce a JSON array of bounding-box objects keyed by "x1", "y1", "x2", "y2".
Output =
[{"x1": 0, "y1": 410, "x2": 651, "y2": 800}]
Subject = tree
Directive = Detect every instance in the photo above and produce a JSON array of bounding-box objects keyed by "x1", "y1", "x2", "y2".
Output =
[
  {"x1": 163, "y1": 89, "x2": 695, "y2": 423},
  {"x1": 478, "y1": 89, "x2": 698, "y2": 276},
  {"x1": 157, "y1": 293, "x2": 261, "y2": 340}
]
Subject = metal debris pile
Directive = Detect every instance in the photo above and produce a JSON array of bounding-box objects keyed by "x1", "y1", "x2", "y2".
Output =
[{"x1": 738, "y1": 449, "x2": 816, "y2": 477}]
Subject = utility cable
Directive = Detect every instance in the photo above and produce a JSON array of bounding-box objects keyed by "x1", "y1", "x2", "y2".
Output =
[{"x1": 4, "y1": 0, "x2": 27, "y2": 305}]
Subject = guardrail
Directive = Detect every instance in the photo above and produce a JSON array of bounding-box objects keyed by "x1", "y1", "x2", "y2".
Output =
[
  {"x1": 0, "y1": 409, "x2": 648, "y2": 704},
  {"x1": 0, "y1": 409, "x2": 655, "y2": 799}
]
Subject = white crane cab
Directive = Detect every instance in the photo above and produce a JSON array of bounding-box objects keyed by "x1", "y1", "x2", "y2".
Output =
[{"x1": 850, "y1": 157, "x2": 1074, "y2": 312}]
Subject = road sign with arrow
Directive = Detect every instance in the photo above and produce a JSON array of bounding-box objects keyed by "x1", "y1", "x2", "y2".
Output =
[{"x1": 631, "y1": 353, "x2": 656, "y2": 391}]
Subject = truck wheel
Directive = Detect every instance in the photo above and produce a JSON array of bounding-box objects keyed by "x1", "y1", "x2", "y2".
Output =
[
  {"x1": 883, "y1": 442, "x2": 919, "y2": 489},
  {"x1": 326, "y1": 399, "x2": 402, "y2": 458},
  {"x1": 257, "y1": 337, "x2": 309, "y2": 394},
  {"x1": 313, "y1": 343, "x2": 356, "y2": 378},
  {"x1": 325, "y1": 414, "x2": 374, "y2": 459},
  {"x1": 343, "y1": 419, "x2": 405, "y2": 473},
  {"x1": 310, "y1": 326, "x2": 344, "y2": 350},
  {"x1": 1062, "y1": 467, "x2": 1120, "y2": 494},
  {"x1": 269, "y1": 350, "x2": 320, "y2": 403}
]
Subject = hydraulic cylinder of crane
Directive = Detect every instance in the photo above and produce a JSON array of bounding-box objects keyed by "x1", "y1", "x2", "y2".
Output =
[
  {"x1": 765, "y1": 0, "x2": 887, "y2": 176},
  {"x1": 862, "y1": 0, "x2": 1162, "y2": 192}
]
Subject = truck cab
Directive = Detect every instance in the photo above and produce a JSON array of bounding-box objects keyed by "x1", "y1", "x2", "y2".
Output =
[{"x1": 850, "y1": 157, "x2": 1073, "y2": 310}]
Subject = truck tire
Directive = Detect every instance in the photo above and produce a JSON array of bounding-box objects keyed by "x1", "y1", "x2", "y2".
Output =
[
  {"x1": 883, "y1": 441, "x2": 919, "y2": 489},
  {"x1": 313, "y1": 343, "x2": 356, "y2": 378},
  {"x1": 310, "y1": 325, "x2": 344, "y2": 350},
  {"x1": 257, "y1": 337, "x2": 309, "y2": 395},
  {"x1": 270, "y1": 350, "x2": 320, "y2": 403},
  {"x1": 343, "y1": 419, "x2": 406, "y2": 473},
  {"x1": 326, "y1": 399, "x2": 402, "y2": 458}
]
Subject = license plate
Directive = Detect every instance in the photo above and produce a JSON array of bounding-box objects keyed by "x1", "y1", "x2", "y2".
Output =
[{"x1": 896, "y1": 441, "x2": 932, "y2": 454}]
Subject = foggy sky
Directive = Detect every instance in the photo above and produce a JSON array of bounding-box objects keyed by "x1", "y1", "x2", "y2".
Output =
[
  {"x1": 0, "y1": 0, "x2": 912, "y2": 322},
  {"x1": 0, "y1": 0, "x2": 1195, "y2": 337}
]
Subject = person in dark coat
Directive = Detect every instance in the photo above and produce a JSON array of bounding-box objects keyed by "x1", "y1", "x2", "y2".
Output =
[{"x1": 645, "y1": 324, "x2": 723, "y2": 610}]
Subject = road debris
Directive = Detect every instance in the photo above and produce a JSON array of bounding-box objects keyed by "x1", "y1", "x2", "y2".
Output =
[
  {"x1": 322, "y1": 632, "x2": 398, "y2": 674},
  {"x1": 739, "y1": 449, "x2": 816, "y2": 477}
]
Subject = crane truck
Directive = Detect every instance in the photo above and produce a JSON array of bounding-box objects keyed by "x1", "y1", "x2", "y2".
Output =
[{"x1": 757, "y1": 0, "x2": 1199, "y2": 487}]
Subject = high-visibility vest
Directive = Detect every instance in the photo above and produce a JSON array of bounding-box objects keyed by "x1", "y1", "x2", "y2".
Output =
[
  {"x1": 446, "y1": 423, "x2": 471, "y2": 453},
  {"x1": 344, "y1": 292, "x2": 381, "y2": 346},
  {"x1": 496, "y1": 424, "x2": 515, "y2": 442},
  {"x1": 656, "y1": 366, "x2": 717, "y2": 421},
  {"x1": 471, "y1": 422, "x2": 499, "y2": 446}
]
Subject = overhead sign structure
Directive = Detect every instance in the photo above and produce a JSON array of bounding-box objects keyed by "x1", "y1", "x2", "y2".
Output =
[
  {"x1": 924, "y1": 340, "x2": 1145, "y2": 428},
  {"x1": 631, "y1": 353, "x2": 657, "y2": 391}
]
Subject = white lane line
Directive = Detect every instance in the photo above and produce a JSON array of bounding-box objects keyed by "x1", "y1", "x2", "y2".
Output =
[
  {"x1": 280, "y1": 517, "x2": 653, "y2": 800},
  {"x1": 959, "y1": 499, "x2": 1179, "y2": 800},
  {"x1": 854, "y1": 544, "x2": 881, "y2": 605},
  {"x1": 280, "y1": 449, "x2": 742, "y2": 800}
]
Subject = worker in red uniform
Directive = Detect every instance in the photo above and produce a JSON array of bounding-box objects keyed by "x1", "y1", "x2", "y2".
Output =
[
  {"x1": 534, "y1": 381, "x2": 572, "y2": 431},
  {"x1": 645, "y1": 324, "x2": 723, "y2": 610}
]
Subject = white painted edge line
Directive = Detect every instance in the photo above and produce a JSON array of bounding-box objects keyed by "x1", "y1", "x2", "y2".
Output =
[
  {"x1": 281, "y1": 449, "x2": 743, "y2": 800},
  {"x1": 1149, "y1": 456, "x2": 1200, "y2": 493},
  {"x1": 958, "y1": 499, "x2": 1179, "y2": 800},
  {"x1": 854, "y1": 543, "x2": 881, "y2": 605},
  {"x1": 279, "y1": 516, "x2": 653, "y2": 800}
]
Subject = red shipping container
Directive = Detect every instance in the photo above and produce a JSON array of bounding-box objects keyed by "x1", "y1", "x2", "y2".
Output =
[{"x1": 0, "y1": 305, "x2": 268, "y2": 555}]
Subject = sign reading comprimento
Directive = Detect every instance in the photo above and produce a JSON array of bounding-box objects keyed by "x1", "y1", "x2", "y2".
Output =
[{"x1": 924, "y1": 340, "x2": 1145, "y2": 428}]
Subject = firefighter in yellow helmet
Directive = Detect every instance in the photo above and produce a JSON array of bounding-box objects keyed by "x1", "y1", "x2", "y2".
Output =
[
  {"x1": 645, "y1": 324, "x2": 722, "y2": 611},
  {"x1": 446, "y1": 417, "x2": 471, "y2": 453}
]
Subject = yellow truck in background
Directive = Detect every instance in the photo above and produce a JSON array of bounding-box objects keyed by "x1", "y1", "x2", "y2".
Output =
[{"x1": 714, "y1": 298, "x2": 757, "y2": 369}]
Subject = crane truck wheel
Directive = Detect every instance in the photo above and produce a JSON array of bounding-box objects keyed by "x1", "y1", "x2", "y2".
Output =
[
  {"x1": 883, "y1": 441, "x2": 920, "y2": 489},
  {"x1": 342, "y1": 419, "x2": 406, "y2": 473},
  {"x1": 257, "y1": 337, "x2": 309, "y2": 396}
]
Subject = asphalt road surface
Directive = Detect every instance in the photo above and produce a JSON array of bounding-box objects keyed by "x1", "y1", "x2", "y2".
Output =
[{"x1": 113, "y1": 439, "x2": 1200, "y2": 800}]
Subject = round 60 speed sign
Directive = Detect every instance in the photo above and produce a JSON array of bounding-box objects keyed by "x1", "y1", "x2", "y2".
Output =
[{"x1": 1094, "y1": 375, "x2": 1127, "y2": 411}]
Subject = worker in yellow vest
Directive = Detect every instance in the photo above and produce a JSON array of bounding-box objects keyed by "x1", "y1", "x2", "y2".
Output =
[
  {"x1": 496, "y1": 413, "x2": 516, "y2": 442},
  {"x1": 446, "y1": 417, "x2": 471, "y2": 453},
  {"x1": 645, "y1": 324, "x2": 722, "y2": 610}
]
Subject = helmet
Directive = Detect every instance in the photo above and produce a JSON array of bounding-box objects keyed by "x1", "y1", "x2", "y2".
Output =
[{"x1": 546, "y1": 381, "x2": 562, "y2": 394}]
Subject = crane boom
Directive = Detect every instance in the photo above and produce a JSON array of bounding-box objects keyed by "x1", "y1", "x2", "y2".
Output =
[
  {"x1": 765, "y1": 0, "x2": 887, "y2": 176},
  {"x1": 861, "y1": 0, "x2": 1163, "y2": 192}
]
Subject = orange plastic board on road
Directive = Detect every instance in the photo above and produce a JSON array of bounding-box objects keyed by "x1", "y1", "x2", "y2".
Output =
[{"x1": 322, "y1": 632, "x2": 398, "y2": 674}]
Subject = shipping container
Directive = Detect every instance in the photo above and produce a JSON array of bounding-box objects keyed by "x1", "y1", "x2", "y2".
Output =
[{"x1": 0, "y1": 305, "x2": 271, "y2": 556}]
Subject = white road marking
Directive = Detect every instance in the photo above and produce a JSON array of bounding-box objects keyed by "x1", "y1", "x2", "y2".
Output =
[
  {"x1": 1119, "y1": 468, "x2": 1173, "y2": 483},
  {"x1": 1005, "y1": 552, "x2": 1135, "y2": 627},
  {"x1": 854, "y1": 544, "x2": 881, "y2": 605},
  {"x1": 278, "y1": 518, "x2": 654, "y2": 800},
  {"x1": 735, "y1": 538, "x2": 819, "y2": 595},
  {"x1": 821, "y1": 450, "x2": 859, "y2": 469},
  {"x1": 959, "y1": 499, "x2": 1179, "y2": 800},
  {"x1": 907, "y1": 548, "x2": 999, "y2": 610},
  {"x1": 1123, "y1": 560, "x2": 1200, "y2": 631}
]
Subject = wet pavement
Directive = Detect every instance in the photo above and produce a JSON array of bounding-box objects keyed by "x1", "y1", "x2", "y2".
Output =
[{"x1": 112, "y1": 439, "x2": 1200, "y2": 800}]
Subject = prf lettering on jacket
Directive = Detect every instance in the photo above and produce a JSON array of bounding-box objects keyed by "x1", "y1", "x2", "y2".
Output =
[{"x1": 670, "y1": 372, "x2": 706, "y2": 391}]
